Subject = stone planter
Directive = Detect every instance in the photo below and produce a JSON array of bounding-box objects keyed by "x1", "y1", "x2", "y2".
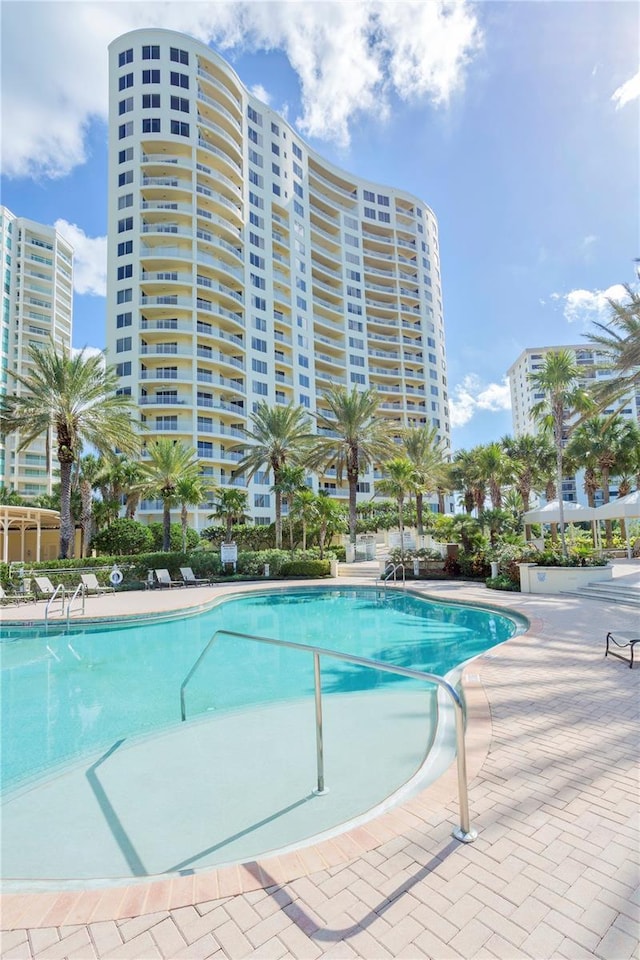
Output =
[{"x1": 518, "y1": 562, "x2": 612, "y2": 595}]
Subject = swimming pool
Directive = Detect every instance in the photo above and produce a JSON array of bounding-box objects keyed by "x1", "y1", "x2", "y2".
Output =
[
  {"x1": 1, "y1": 587, "x2": 525, "y2": 881},
  {"x1": 1, "y1": 587, "x2": 522, "y2": 792}
]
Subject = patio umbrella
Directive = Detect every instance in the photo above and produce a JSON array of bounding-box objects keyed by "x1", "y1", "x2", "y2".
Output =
[
  {"x1": 522, "y1": 499, "x2": 596, "y2": 524},
  {"x1": 594, "y1": 490, "x2": 640, "y2": 557}
]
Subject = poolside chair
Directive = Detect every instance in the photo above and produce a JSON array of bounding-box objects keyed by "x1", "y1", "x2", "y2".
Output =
[
  {"x1": 155, "y1": 568, "x2": 183, "y2": 588},
  {"x1": 33, "y1": 576, "x2": 58, "y2": 599},
  {"x1": 179, "y1": 566, "x2": 211, "y2": 587},
  {"x1": 0, "y1": 584, "x2": 35, "y2": 604},
  {"x1": 81, "y1": 573, "x2": 115, "y2": 595}
]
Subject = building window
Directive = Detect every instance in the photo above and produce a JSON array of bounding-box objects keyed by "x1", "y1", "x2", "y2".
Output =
[
  {"x1": 254, "y1": 494, "x2": 271, "y2": 508},
  {"x1": 118, "y1": 170, "x2": 133, "y2": 187},
  {"x1": 247, "y1": 105, "x2": 262, "y2": 124},
  {"x1": 142, "y1": 93, "x2": 161, "y2": 108},
  {"x1": 253, "y1": 380, "x2": 268, "y2": 395},
  {"x1": 271, "y1": 142, "x2": 280, "y2": 156},
  {"x1": 350, "y1": 355, "x2": 365, "y2": 367},
  {"x1": 142, "y1": 118, "x2": 161, "y2": 133},
  {"x1": 249, "y1": 169, "x2": 263, "y2": 188},
  {"x1": 364, "y1": 207, "x2": 376, "y2": 219},
  {"x1": 117, "y1": 217, "x2": 133, "y2": 233},
  {"x1": 249, "y1": 191, "x2": 264, "y2": 209},
  {"x1": 298, "y1": 354, "x2": 309, "y2": 368},
  {"x1": 142, "y1": 45, "x2": 160, "y2": 59},
  {"x1": 251, "y1": 295, "x2": 266, "y2": 311},
  {"x1": 116, "y1": 312, "x2": 132, "y2": 328},
  {"x1": 116, "y1": 288, "x2": 132, "y2": 304},
  {"x1": 251, "y1": 273, "x2": 266, "y2": 290},
  {"x1": 170, "y1": 71, "x2": 189, "y2": 88},
  {"x1": 116, "y1": 387, "x2": 132, "y2": 397},
  {"x1": 119, "y1": 147, "x2": 133, "y2": 163},
  {"x1": 249, "y1": 211, "x2": 264, "y2": 228},
  {"x1": 117, "y1": 264, "x2": 133, "y2": 280},
  {"x1": 272, "y1": 183, "x2": 281, "y2": 196},
  {"x1": 170, "y1": 47, "x2": 189, "y2": 64},
  {"x1": 293, "y1": 182, "x2": 303, "y2": 199},
  {"x1": 248, "y1": 148, "x2": 262, "y2": 166},
  {"x1": 363, "y1": 189, "x2": 374, "y2": 202},
  {"x1": 378, "y1": 211, "x2": 390, "y2": 223},
  {"x1": 350, "y1": 373, "x2": 366, "y2": 384},
  {"x1": 118, "y1": 122, "x2": 133, "y2": 139},
  {"x1": 299, "y1": 374, "x2": 309, "y2": 387},
  {"x1": 119, "y1": 73, "x2": 133, "y2": 91},
  {"x1": 142, "y1": 69, "x2": 160, "y2": 84},
  {"x1": 251, "y1": 337, "x2": 267, "y2": 352},
  {"x1": 116, "y1": 337, "x2": 132, "y2": 352},
  {"x1": 117, "y1": 193, "x2": 133, "y2": 209},
  {"x1": 293, "y1": 199, "x2": 304, "y2": 216},
  {"x1": 377, "y1": 194, "x2": 389, "y2": 206},
  {"x1": 253, "y1": 315, "x2": 266, "y2": 331},
  {"x1": 292, "y1": 142, "x2": 302, "y2": 160},
  {"x1": 170, "y1": 96, "x2": 189, "y2": 112},
  {"x1": 249, "y1": 252, "x2": 265, "y2": 269},
  {"x1": 249, "y1": 231, "x2": 264, "y2": 249},
  {"x1": 271, "y1": 121, "x2": 279, "y2": 135},
  {"x1": 170, "y1": 120, "x2": 189, "y2": 136},
  {"x1": 118, "y1": 97, "x2": 133, "y2": 114},
  {"x1": 116, "y1": 361, "x2": 132, "y2": 376},
  {"x1": 252, "y1": 358, "x2": 267, "y2": 373},
  {"x1": 292, "y1": 160, "x2": 303, "y2": 178},
  {"x1": 247, "y1": 126, "x2": 261, "y2": 145},
  {"x1": 118, "y1": 49, "x2": 133, "y2": 66},
  {"x1": 299, "y1": 394, "x2": 310, "y2": 407},
  {"x1": 117, "y1": 240, "x2": 133, "y2": 256}
]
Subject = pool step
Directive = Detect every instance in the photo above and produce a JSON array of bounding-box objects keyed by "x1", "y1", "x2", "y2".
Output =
[{"x1": 561, "y1": 578, "x2": 640, "y2": 608}]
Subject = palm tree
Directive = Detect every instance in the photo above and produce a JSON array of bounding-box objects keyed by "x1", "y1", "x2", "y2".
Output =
[
  {"x1": 236, "y1": 401, "x2": 312, "y2": 549},
  {"x1": 529, "y1": 350, "x2": 594, "y2": 556},
  {"x1": 291, "y1": 488, "x2": 318, "y2": 552},
  {"x1": 476, "y1": 442, "x2": 514, "y2": 509},
  {"x1": 315, "y1": 492, "x2": 346, "y2": 559},
  {"x1": 136, "y1": 438, "x2": 201, "y2": 551},
  {"x1": 273, "y1": 464, "x2": 307, "y2": 549},
  {"x1": 449, "y1": 449, "x2": 477, "y2": 515},
  {"x1": 119, "y1": 458, "x2": 145, "y2": 519},
  {"x1": 501, "y1": 433, "x2": 553, "y2": 512},
  {"x1": 76, "y1": 453, "x2": 108, "y2": 557},
  {"x1": 376, "y1": 457, "x2": 416, "y2": 556},
  {"x1": 208, "y1": 488, "x2": 250, "y2": 543},
  {"x1": 306, "y1": 386, "x2": 394, "y2": 545},
  {"x1": 175, "y1": 474, "x2": 209, "y2": 552},
  {"x1": 0, "y1": 487, "x2": 25, "y2": 505},
  {"x1": 584, "y1": 284, "x2": 640, "y2": 415},
  {"x1": 0, "y1": 340, "x2": 138, "y2": 557},
  {"x1": 402, "y1": 424, "x2": 448, "y2": 536}
]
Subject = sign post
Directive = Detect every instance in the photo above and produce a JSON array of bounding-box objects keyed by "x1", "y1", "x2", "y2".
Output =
[{"x1": 220, "y1": 541, "x2": 238, "y2": 573}]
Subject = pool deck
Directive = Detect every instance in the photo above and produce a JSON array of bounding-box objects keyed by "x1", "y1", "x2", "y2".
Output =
[{"x1": 1, "y1": 563, "x2": 639, "y2": 959}]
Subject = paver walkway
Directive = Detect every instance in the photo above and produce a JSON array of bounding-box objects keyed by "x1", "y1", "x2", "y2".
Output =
[{"x1": 1, "y1": 573, "x2": 639, "y2": 959}]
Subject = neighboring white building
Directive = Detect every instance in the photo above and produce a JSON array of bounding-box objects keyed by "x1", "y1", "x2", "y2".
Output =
[
  {"x1": 106, "y1": 28, "x2": 451, "y2": 529},
  {"x1": 507, "y1": 345, "x2": 640, "y2": 504},
  {"x1": 0, "y1": 207, "x2": 73, "y2": 499}
]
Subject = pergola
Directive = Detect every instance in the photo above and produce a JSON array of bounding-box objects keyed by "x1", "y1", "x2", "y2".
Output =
[{"x1": 0, "y1": 505, "x2": 60, "y2": 563}]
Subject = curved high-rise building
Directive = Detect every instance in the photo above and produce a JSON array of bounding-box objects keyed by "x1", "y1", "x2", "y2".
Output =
[{"x1": 106, "y1": 28, "x2": 450, "y2": 528}]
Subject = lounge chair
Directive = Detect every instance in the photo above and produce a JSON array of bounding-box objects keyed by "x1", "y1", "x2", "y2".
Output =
[
  {"x1": 155, "y1": 568, "x2": 183, "y2": 588},
  {"x1": 0, "y1": 584, "x2": 35, "y2": 604},
  {"x1": 179, "y1": 567, "x2": 211, "y2": 586},
  {"x1": 33, "y1": 576, "x2": 59, "y2": 599},
  {"x1": 81, "y1": 573, "x2": 115, "y2": 595}
]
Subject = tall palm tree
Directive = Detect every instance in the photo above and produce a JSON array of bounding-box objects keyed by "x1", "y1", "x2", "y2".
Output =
[
  {"x1": 402, "y1": 424, "x2": 448, "y2": 536},
  {"x1": 208, "y1": 488, "x2": 249, "y2": 543},
  {"x1": 119, "y1": 458, "x2": 145, "y2": 519},
  {"x1": 376, "y1": 456, "x2": 416, "y2": 556},
  {"x1": 584, "y1": 284, "x2": 640, "y2": 415},
  {"x1": 291, "y1": 488, "x2": 318, "y2": 552},
  {"x1": 501, "y1": 433, "x2": 553, "y2": 512},
  {"x1": 175, "y1": 474, "x2": 209, "y2": 552},
  {"x1": 449, "y1": 449, "x2": 477, "y2": 515},
  {"x1": 0, "y1": 340, "x2": 138, "y2": 558},
  {"x1": 76, "y1": 453, "x2": 108, "y2": 558},
  {"x1": 136, "y1": 439, "x2": 201, "y2": 551},
  {"x1": 236, "y1": 401, "x2": 312, "y2": 549},
  {"x1": 476, "y1": 441, "x2": 514, "y2": 509},
  {"x1": 306, "y1": 386, "x2": 394, "y2": 545},
  {"x1": 529, "y1": 350, "x2": 594, "y2": 556}
]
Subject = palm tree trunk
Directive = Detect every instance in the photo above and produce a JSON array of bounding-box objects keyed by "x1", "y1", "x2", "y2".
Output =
[
  {"x1": 80, "y1": 480, "x2": 93, "y2": 558},
  {"x1": 415, "y1": 492, "x2": 424, "y2": 537},
  {"x1": 59, "y1": 458, "x2": 75, "y2": 559},
  {"x1": 163, "y1": 500, "x2": 171, "y2": 551},
  {"x1": 601, "y1": 467, "x2": 613, "y2": 547},
  {"x1": 555, "y1": 429, "x2": 568, "y2": 557},
  {"x1": 181, "y1": 503, "x2": 188, "y2": 552},
  {"x1": 274, "y1": 489, "x2": 282, "y2": 549},
  {"x1": 348, "y1": 470, "x2": 358, "y2": 544},
  {"x1": 398, "y1": 494, "x2": 404, "y2": 556}
]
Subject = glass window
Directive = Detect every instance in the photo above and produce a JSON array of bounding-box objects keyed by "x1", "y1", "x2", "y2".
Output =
[
  {"x1": 119, "y1": 147, "x2": 133, "y2": 164},
  {"x1": 117, "y1": 264, "x2": 133, "y2": 280},
  {"x1": 142, "y1": 45, "x2": 160, "y2": 59},
  {"x1": 116, "y1": 336, "x2": 132, "y2": 353},
  {"x1": 170, "y1": 96, "x2": 189, "y2": 112},
  {"x1": 117, "y1": 217, "x2": 133, "y2": 233},
  {"x1": 251, "y1": 337, "x2": 267, "y2": 352},
  {"x1": 142, "y1": 69, "x2": 160, "y2": 84},
  {"x1": 170, "y1": 47, "x2": 189, "y2": 64},
  {"x1": 170, "y1": 71, "x2": 189, "y2": 88},
  {"x1": 118, "y1": 49, "x2": 133, "y2": 66},
  {"x1": 116, "y1": 288, "x2": 132, "y2": 304},
  {"x1": 292, "y1": 142, "x2": 302, "y2": 160},
  {"x1": 116, "y1": 312, "x2": 132, "y2": 328},
  {"x1": 117, "y1": 240, "x2": 133, "y2": 256},
  {"x1": 252, "y1": 358, "x2": 267, "y2": 373},
  {"x1": 119, "y1": 97, "x2": 134, "y2": 115},
  {"x1": 271, "y1": 121, "x2": 279, "y2": 135},
  {"x1": 119, "y1": 73, "x2": 134, "y2": 91},
  {"x1": 253, "y1": 380, "x2": 268, "y2": 395},
  {"x1": 118, "y1": 170, "x2": 133, "y2": 187},
  {"x1": 118, "y1": 121, "x2": 133, "y2": 139},
  {"x1": 170, "y1": 120, "x2": 189, "y2": 136},
  {"x1": 363, "y1": 189, "x2": 374, "y2": 202},
  {"x1": 116, "y1": 361, "x2": 132, "y2": 376},
  {"x1": 142, "y1": 118, "x2": 161, "y2": 133},
  {"x1": 142, "y1": 93, "x2": 161, "y2": 108}
]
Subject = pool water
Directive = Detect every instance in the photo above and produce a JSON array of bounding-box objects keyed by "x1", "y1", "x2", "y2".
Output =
[{"x1": 1, "y1": 588, "x2": 522, "y2": 792}]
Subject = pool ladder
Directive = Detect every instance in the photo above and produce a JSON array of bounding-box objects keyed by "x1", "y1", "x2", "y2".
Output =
[
  {"x1": 180, "y1": 628, "x2": 477, "y2": 844},
  {"x1": 376, "y1": 562, "x2": 406, "y2": 591}
]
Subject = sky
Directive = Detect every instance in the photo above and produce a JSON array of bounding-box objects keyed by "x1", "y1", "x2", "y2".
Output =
[{"x1": 1, "y1": 0, "x2": 638, "y2": 453}]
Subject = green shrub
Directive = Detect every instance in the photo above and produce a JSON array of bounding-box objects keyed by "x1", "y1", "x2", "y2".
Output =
[
  {"x1": 92, "y1": 518, "x2": 154, "y2": 556},
  {"x1": 485, "y1": 575, "x2": 520, "y2": 592},
  {"x1": 280, "y1": 559, "x2": 331, "y2": 577},
  {"x1": 148, "y1": 522, "x2": 200, "y2": 552}
]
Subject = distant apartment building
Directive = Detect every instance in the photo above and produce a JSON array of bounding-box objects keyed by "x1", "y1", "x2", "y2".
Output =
[
  {"x1": 508, "y1": 345, "x2": 640, "y2": 504},
  {"x1": 106, "y1": 28, "x2": 450, "y2": 529},
  {"x1": 0, "y1": 207, "x2": 73, "y2": 498}
]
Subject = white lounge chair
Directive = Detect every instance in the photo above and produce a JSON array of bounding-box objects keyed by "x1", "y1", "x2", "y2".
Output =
[
  {"x1": 0, "y1": 584, "x2": 35, "y2": 604},
  {"x1": 155, "y1": 568, "x2": 183, "y2": 588},
  {"x1": 179, "y1": 567, "x2": 211, "y2": 586},
  {"x1": 33, "y1": 576, "x2": 58, "y2": 598},
  {"x1": 81, "y1": 573, "x2": 115, "y2": 595}
]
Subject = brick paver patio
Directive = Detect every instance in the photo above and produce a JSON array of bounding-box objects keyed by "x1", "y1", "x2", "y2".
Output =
[{"x1": 1, "y1": 572, "x2": 638, "y2": 959}]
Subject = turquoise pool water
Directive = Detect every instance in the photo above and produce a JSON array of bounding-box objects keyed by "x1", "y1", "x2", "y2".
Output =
[{"x1": 1, "y1": 588, "x2": 523, "y2": 793}]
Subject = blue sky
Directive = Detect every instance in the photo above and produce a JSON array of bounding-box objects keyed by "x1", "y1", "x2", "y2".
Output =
[{"x1": 2, "y1": 1, "x2": 638, "y2": 452}]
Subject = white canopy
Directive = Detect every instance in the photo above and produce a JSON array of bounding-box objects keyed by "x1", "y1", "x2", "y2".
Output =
[
  {"x1": 594, "y1": 490, "x2": 640, "y2": 520},
  {"x1": 522, "y1": 499, "x2": 597, "y2": 524}
]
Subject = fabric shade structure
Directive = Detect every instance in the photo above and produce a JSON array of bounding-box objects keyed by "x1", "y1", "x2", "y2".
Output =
[
  {"x1": 522, "y1": 499, "x2": 597, "y2": 524},
  {"x1": 593, "y1": 490, "x2": 640, "y2": 520}
]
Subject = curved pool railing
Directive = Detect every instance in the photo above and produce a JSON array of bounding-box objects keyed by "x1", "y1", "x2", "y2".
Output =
[{"x1": 180, "y1": 628, "x2": 478, "y2": 844}]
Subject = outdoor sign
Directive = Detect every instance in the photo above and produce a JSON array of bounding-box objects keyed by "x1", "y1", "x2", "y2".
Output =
[{"x1": 221, "y1": 542, "x2": 238, "y2": 565}]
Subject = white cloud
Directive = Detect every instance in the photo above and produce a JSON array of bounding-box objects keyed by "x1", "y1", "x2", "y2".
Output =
[
  {"x1": 449, "y1": 375, "x2": 511, "y2": 428},
  {"x1": 1, "y1": 0, "x2": 482, "y2": 179},
  {"x1": 249, "y1": 83, "x2": 271, "y2": 105},
  {"x1": 71, "y1": 345, "x2": 105, "y2": 362},
  {"x1": 551, "y1": 283, "x2": 629, "y2": 327},
  {"x1": 54, "y1": 220, "x2": 107, "y2": 296},
  {"x1": 611, "y1": 69, "x2": 640, "y2": 109}
]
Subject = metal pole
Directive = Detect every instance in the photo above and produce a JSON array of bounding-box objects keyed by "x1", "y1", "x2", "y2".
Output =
[
  {"x1": 451, "y1": 698, "x2": 477, "y2": 843},
  {"x1": 313, "y1": 652, "x2": 327, "y2": 794}
]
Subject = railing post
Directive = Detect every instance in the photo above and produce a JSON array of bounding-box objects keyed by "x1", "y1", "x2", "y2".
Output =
[
  {"x1": 313, "y1": 652, "x2": 327, "y2": 795},
  {"x1": 451, "y1": 697, "x2": 477, "y2": 843}
]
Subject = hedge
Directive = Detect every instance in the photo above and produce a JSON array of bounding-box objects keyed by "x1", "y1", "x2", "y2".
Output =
[{"x1": 279, "y1": 559, "x2": 331, "y2": 577}]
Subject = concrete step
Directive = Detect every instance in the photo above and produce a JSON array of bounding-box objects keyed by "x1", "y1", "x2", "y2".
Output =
[
  {"x1": 337, "y1": 560, "x2": 380, "y2": 579},
  {"x1": 562, "y1": 581, "x2": 640, "y2": 607}
]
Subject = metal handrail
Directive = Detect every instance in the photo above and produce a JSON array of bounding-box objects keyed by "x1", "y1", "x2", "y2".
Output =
[
  {"x1": 44, "y1": 584, "x2": 66, "y2": 624},
  {"x1": 377, "y1": 562, "x2": 406, "y2": 589},
  {"x1": 66, "y1": 582, "x2": 86, "y2": 626},
  {"x1": 180, "y1": 628, "x2": 477, "y2": 843}
]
